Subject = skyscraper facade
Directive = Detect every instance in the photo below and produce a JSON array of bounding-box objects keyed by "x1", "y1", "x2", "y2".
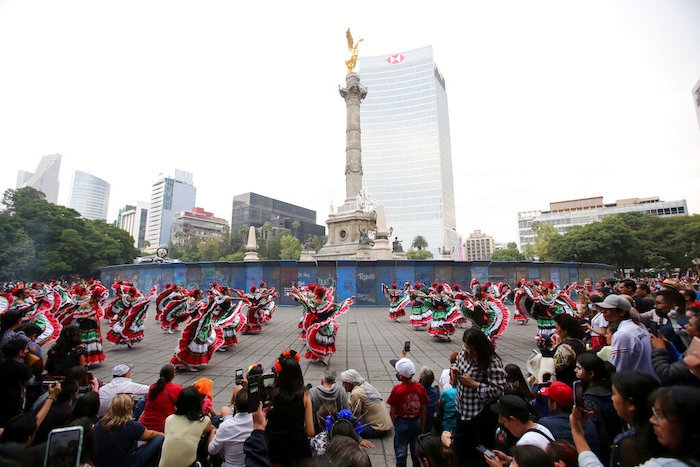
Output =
[
  {"x1": 16, "y1": 153, "x2": 62, "y2": 203},
  {"x1": 117, "y1": 202, "x2": 149, "y2": 248},
  {"x1": 68, "y1": 170, "x2": 111, "y2": 220},
  {"x1": 359, "y1": 46, "x2": 458, "y2": 258},
  {"x1": 464, "y1": 230, "x2": 496, "y2": 261},
  {"x1": 145, "y1": 170, "x2": 196, "y2": 250}
]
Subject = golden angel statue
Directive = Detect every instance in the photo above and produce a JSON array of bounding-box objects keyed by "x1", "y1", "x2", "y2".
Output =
[{"x1": 345, "y1": 28, "x2": 363, "y2": 73}]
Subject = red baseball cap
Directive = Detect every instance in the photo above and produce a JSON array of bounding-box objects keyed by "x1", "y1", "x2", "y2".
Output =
[{"x1": 541, "y1": 381, "x2": 573, "y2": 407}]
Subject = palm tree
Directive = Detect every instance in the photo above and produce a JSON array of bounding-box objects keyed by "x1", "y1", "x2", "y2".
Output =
[
  {"x1": 292, "y1": 220, "x2": 300, "y2": 238},
  {"x1": 261, "y1": 222, "x2": 273, "y2": 255},
  {"x1": 412, "y1": 235, "x2": 428, "y2": 251}
]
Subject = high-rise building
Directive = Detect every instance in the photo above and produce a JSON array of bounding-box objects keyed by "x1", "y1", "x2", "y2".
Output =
[
  {"x1": 359, "y1": 46, "x2": 458, "y2": 258},
  {"x1": 68, "y1": 170, "x2": 111, "y2": 220},
  {"x1": 144, "y1": 170, "x2": 196, "y2": 250},
  {"x1": 16, "y1": 154, "x2": 62, "y2": 203},
  {"x1": 231, "y1": 192, "x2": 325, "y2": 241},
  {"x1": 518, "y1": 196, "x2": 689, "y2": 247},
  {"x1": 693, "y1": 77, "x2": 700, "y2": 130},
  {"x1": 171, "y1": 207, "x2": 228, "y2": 245},
  {"x1": 464, "y1": 230, "x2": 496, "y2": 261},
  {"x1": 117, "y1": 202, "x2": 149, "y2": 248}
]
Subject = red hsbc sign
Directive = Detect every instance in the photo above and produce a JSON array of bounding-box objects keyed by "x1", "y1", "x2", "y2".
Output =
[{"x1": 386, "y1": 54, "x2": 405, "y2": 64}]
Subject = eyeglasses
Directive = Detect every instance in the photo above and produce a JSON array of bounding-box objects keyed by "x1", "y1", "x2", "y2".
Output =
[{"x1": 651, "y1": 407, "x2": 666, "y2": 421}]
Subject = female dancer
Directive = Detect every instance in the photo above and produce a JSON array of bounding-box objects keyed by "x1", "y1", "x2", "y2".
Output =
[
  {"x1": 409, "y1": 283, "x2": 432, "y2": 329},
  {"x1": 426, "y1": 284, "x2": 456, "y2": 341},
  {"x1": 171, "y1": 291, "x2": 223, "y2": 371},
  {"x1": 381, "y1": 282, "x2": 410, "y2": 322},
  {"x1": 236, "y1": 285, "x2": 275, "y2": 335},
  {"x1": 157, "y1": 286, "x2": 192, "y2": 334},
  {"x1": 460, "y1": 287, "x2": 509, "y2": 343},
  {"x1": 288, "y1": 283, "x2": 318, "y2": 340},
  {"x1": 55, "y1": 285, "x2": 90, "y2": 327},
  {"x1": 72, "y1": 290, "x2": 106, "y2": 366},
  {"x1": 105, "y1": 285, "x2": 157, "y2": 348},
  {"x1": 211, "y1": 285, "x2": 248, "y2": 351},
  {"x1": 9, "y1": 285, "x2": 61, "y2": 346},
  {"x1": 257, "y1": 281, "x2": 279, "y2": 323},
  {"x1": 155, "y1": 284, "x2": 180, "y2": 327},
  {"x1": 104, "y1": 281, "x2": 126, "y2": 323}
]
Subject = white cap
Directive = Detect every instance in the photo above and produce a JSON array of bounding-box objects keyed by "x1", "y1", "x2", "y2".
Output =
[
  {"x1": 112, "y1": 363, "x2": 134, "y2": 376},
  {"x1": 394, "y1": 358, "x2": 416, "y2": 379}
]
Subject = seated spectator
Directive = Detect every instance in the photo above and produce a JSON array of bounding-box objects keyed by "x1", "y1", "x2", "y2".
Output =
[
  {"x1": 15, "y1": 323, "x2": 43, "y2": 376},
  {"x1": 598, "y1": 295, "x2": 656, "y2": 376},
  {"x1": 485, "y1": 443, "x2": 555, "y2": 467},
  {"x1": 0, "y1": 382, "x2": 61, "y2": 448},
  {"x1": 194, "y1": 377, "x2": 217, "y2": 419},
  {"x1": 324, "y1": 435, "x2": 371, "y2": 467},
  {"x1": 0, "y1": 338, "x2": 33, "y2": 427},
  {"x1": 140, "y1": 364, "x2": 182, "y2": 433},
  {"x1": 208, "y1": 389, "x2": 254, "y2": 467},
  {"x1": 340, "y1": 369, "x2": 393, "y2": 438},
  {"x1": 242, "y1": 402, "x2": 269, "y2": 467},
  {"x1": 575, "y1": 353, "x2": 623, "y2": 459},
  {"x1": 438, "y1": 351, "x2": 459, "y2": 390},
  {"x1": 418, "y1": 366, "x2": 440, "y2": 433},
  {"x1": 93, "y1": 394, "x2": 164, "y2": 467},
  {"x1": 490, "y1": 394, "x2": 553, "y2": 450},
  {"x1": 545, "y1": 440, "x2": 578, "y2": 467},
  {"x1": 538, "y1": 381, "x2": 602, "y2": 459},
  {"x1": 32, "y1": 378, "x2": 79, "y2": 445},
  {"x1": 309, "y1": 406, "x2": 373, "y2": 456},
  {"x1": 651, "y1": 303, "x2": 700, "y2": 386},
  {"x1": 70, "y1": 390, "x2": 100, "y2": 422},
  {"x1": 415, "y1": 432, "x2": 458, "y2": 467},
  {"x1": 30, "y1": 365, "x2": 97, "y2": 413},
  {"x1": 45, "y1": 325, "x2": 86, "y2": 377},
  {"x1": 229, "y1": 363, "x2": 263, "y2": 405},
  {"x1": 570, "y1": 386, "x2": 700, "y2": 466},
  {"x1": 159, "y1": 386, "x2": 215, "y2": 467},
  {"x1": 98, "y1": 364, "x2": 149, "y2": 416},
  {"x1": 551, "y1": 314, "x2": 586, "y2": 386},
  {"x1": 308, "y1": 368, "x2": 349, "y2": 434}
]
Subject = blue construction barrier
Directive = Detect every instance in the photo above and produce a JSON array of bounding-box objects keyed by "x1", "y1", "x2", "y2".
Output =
[{"x1": 100, "y1": 260, "x2": 615, "y2": 306}]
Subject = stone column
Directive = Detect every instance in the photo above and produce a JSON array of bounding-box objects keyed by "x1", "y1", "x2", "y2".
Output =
[{"x1": 339, "y1": 72, "x2": 367, "y2": 204}]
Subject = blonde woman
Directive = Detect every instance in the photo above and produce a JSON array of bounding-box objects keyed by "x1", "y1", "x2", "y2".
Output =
[{"x1": 93, "y1": 394, "x2": 164, "y2": 467}]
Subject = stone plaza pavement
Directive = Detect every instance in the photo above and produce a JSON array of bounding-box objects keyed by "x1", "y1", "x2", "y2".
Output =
[{"x1": 90, "y1": 305, "x2": 536, "y2": 466}]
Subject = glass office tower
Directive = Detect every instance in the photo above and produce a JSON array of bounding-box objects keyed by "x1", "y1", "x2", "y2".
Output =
[
  {"x1": 68, "y1": 170, "x2": 111, "y2": 220},
  {"x1": 360, "y1": 46, "x2": 458, "y2": 258}
]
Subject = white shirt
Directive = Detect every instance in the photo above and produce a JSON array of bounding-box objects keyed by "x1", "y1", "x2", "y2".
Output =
[
  {"x1": 591, "y1": 312, "x2": 608, "y2": 330},
  {"x1": 611, "y1": 319, "x2": 657, "y2": 379},
  {"x1": 517, "y1": 423, "x2": 554, "y2": 451},
  {"x1": 208, "y1": 412, "x2": 254, "y2": 467},
  {"x1": 439, "y1": 368, "x2": 452, "y2": 390},
  {"x1": 98, "y1": 376, "x2": 150, "y2": 416}
]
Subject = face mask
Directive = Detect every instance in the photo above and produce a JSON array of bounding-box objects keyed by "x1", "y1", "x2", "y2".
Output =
[
  {"x1": 588, "y1": 304, "x2": 596, "y2": 310},
  {"x1": 395, "y1": 374, "x2": 402, "y2": 381}
]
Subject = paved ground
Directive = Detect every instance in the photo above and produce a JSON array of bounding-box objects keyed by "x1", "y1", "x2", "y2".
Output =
[{"x1": 90, "y1": 305, "x2": 536, "y2": 466}]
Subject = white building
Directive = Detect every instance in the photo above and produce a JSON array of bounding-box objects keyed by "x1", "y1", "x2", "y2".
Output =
[
  {"x1": 117, "y1": 202, "x2": 149, "y2": 248},
  {"x1": 144, "y1": 170, "x2": 196, "y2": 251},
  {"x1": 68, "y1": 170, "x2": 111, "y2": 220},
  {"x1": 518, "y1": 196, "x2": 689, "y2": 247},
  {"x1": 464, "y1": 230, "x2": 495, "y2": 261},
  {"x1": 16, "y1": 154, "x2": 62, "y2": 203},
  {"x1": 360, "y1": 46, "x2": 458, "y2": 258}
]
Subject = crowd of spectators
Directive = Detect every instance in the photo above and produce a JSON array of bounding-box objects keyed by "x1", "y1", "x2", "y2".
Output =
[{"x1": 0, "y1": 276, "x2": 699, "y2": 466}]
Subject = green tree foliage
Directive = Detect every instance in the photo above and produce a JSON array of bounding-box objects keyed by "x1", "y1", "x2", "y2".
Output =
[
  {"x1": 411, "y1": 236, "x2": 428, "y2": 251},
  {"x1": 280, "y1": 234, "x2": 302, "y2": 260},
  {"x1": 0, "y1": 187, "x2": 139, "y2": 280},
  {"x1": 531, "y1": 221, "x2": 559, "y2": 260},
  {"x1": 406, "y1": 248, "x2": 434, "y2": 260},
  {"x1": 312, "y1": 235, "x2": 327, "y2": 253},
  {"x1": 491, "y1": 247, "x2": 526, "y2": 261}
]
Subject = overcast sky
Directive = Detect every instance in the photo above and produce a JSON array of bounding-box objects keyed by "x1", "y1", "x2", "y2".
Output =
[{"x1": 1, "y1": 0, "x2": 699, "y2": 246}]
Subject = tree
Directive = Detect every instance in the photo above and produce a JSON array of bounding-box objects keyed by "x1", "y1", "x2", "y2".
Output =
[
  {"x1": 406, "y1": 248, "x2": 434, "y2": 260},
  {"x1": 261, "y1": 222, "x2": 273, "y2": 257},
  {"x1": 507, "y1": 241, "x2": 518, "y2": 249},
  {"x1": 292, "y1": 220, "x2": 300, "y2": 238},
  {"x1": 311, "y1": 235, "x2": 327, "y2": 252},
  {"x1": 280, "y1": 234, "x2": 302, "y2": 259},
  {"x1": 491, "y1": 247, "x2": 525, "y2": 261},
  {"x1": 412, "y1": 235, "x2": 428, "y2": 251},
  {"x1": 531, "y1": 221, "x2": 559, "y2": 260}
]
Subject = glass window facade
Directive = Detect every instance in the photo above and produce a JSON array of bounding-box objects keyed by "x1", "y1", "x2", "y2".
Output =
[
  {"x1": 145, "y1": 172, "x2": 196, "y2": 249},
  {"x1": 360, "y1": 46, "x2": 458, "y2": 257},
  {"x1": 68, "y1": 170, "x2": 110, "y2": 220}
]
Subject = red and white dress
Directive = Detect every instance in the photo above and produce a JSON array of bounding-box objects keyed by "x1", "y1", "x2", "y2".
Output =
[
  {"x1": 105, "y1": 286, "x2": 157, "y2": 346},
  {"x1": 171, "y1": 296, "x2": 224, "y2": 369}
]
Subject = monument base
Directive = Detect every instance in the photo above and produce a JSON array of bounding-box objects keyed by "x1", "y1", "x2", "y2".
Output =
[
  {"x1": 299, "y1": 250, "x2": 315, "y2": 261},
  {"x1": 314, "y1": 204, "x2": 376, "y2": 260},
  {"x1": 371, "y1": 238, "x2": 394, "y2": 260}
]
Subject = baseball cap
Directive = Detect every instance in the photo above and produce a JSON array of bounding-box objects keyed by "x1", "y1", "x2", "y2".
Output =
[
  {"x1": 112, "y1": 363, "x2": 134, "y2": 376},
  {"x1": 596, "y1": 294, "x2": 631, "y2": 312},
  {"x1": 489, "y1": 394, "x2": 531, "y2": 419},
  {"x1": 394, "y1": 358, "x2": 416, "y2": 379},
  {"x1": 540, "y1": 381, "x2": 573, "y2": 407}
]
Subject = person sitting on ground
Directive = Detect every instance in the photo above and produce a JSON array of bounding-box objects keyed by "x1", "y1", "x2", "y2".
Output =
[
  {"x1": 490, "y1": 394, "x2": 553, "y2": 451},
  {"x1": 418, "y1": 366, "x2": 440, "y2": 433},
  {"x1": 545, "y1": 440, "x2": 579, "y2": 467},
  {"x1": 98, "y1": 364, "x2": 149, "y2": 416},
  {"x1": 324, "y1": 435, "x2": 372, "y2": 467},
  {"x1": 32, "y1": 378, "x2": 80, "y2": 445},
  {"x1": 309, "y1": 406, "x2": 374, "y2": 456},
  {"x1": 230, "y1": 363, "x2": 263, "y2": 405},
  {"x1": 415, "y1": 432, "x2": 458, "y2": 467},
  {"x1": 93, "y1": 394, "x2": 164, "y2": 467},
  {"x1": 387, "y1": 358, "x2": 429, "y2": 467},
  {"x1": 538, "y1": 381, "x2": 602, "y2": 459},
  {"x1": 45, "y1": 325, "x2": 86, "y2": 377},
  {"x1": 194, "y1": 377, "x2": 218, "y2": 420},
  {"x1": 308, "y1": 368, "x2": 350, "y2": 434},
  {"x1": 0, "y1": 382, "x2": 61, "y2": 447},
  {"x1": 140, "y1": 364, "x2": 183, "y2": 433},
  {"x1": 0, "y1": 338, "x2": 34, "y2": 428},
  {"x1": 340, "y1": 369, "x2": 393, "y2": 439},
  {"x1": 208, "y1": 389, "x2": 255, "y2": 467},
  {"x1": 159, "y1": 386, "x2": 216, "y2": 467},
  {"x1": 70, "y1": 390, "x2": 100, "y2": 423}
]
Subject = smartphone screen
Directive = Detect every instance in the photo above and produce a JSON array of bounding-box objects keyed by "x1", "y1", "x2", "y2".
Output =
[
  {"x1": 404, "y1": 341, "x2": 411, "y2": 353},
  {"x1": 235, "y1": 369, "x2": 244, "y2": 385},
  {"x1": 476, "y1": 445, "x2": 496, "y2": 460},
  {"x1": 262, "y1": 374, "x2": 275, "y2": 408},
  {"x1": 573, "y1": 381, "x2": 584, "y2": 407},
  {"x1": 247, "y1": 380, "x2": 260, "y2": 411},
  {"x1": 45, "y1": 426, "x2": 83, "y2": 467}
]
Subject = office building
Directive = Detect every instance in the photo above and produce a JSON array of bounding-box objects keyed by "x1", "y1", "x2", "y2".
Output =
[
  {"x1": 359, "y1": 45, "x2": 458, "y2": 257},
  {"x1": 144, "y1": 170, "x2": 196, "y2": 250},
  {"x1": 518, "y1": 196, "x2": 689, "y2": 247},
  {"x1": 693, "y1": 77, "x2": 700, "y2": 130},
  {"x1": 464, "y1": 230, "x2": 496, "y2": 261},
  {"x1": 171, "y1": 207, "x2": 228, "y2": 245},
  {"x1": 68, "y1": 170, "x2": 111, "y2": 220},
  {"x1": 117, "y1": 202, "x2": 149, "y2": 248},
  {"x1": 16, "y1": 154, "x2": 62, "y2": 203},
  {"x1": 231, "y1": 192, "x2": 325, "y2": 241}
]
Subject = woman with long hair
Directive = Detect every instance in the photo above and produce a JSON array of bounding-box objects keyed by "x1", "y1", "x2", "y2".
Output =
[
  {"x1": 266, "y1": 350, "x2": 314, "y2": 465},
  {"x1": 416, "y1": 433, "x2": 458, "y2": 467},
  {"x1": 450, "y1": 328, "x2": 506, "y2": 466},
  {"x1": 159, "y1": 386, "x2": 215, "y2": 467},
  {"x1": 71, "y1": 291, "x2": 105, "y2": 366},
  {"x1": 551, "y1": 313, "x2": 586, "y2": 386},
  {"x1": 141, "y1": 364, "x2": 183, "y2": 433},
  {"x1": 45, "y1": 325, "x2": 86, "y2": 377},
  {"x1": 92, "y1": 394, "x2": 164, "y2": 467}
]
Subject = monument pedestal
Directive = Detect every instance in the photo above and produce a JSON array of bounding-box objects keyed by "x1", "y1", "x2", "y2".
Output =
[
  {"x1": 299, "y1": 250, "x2": 315, "y2": 261},
  {"x1": 314, "y1": 205, "x2": 376, "y2": 260},
  {"x1": 371, "y1": 205, "x2": 393, "y2": 260}
]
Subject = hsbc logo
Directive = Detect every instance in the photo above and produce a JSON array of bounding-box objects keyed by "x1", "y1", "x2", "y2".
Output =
[{"x1": 386, "y1": 54, "x2": 405, "y2": 64}]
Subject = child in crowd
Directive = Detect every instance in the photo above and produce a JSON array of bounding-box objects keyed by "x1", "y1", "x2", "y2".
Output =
[
  {"x1": 194, "y1": 377, "x2": 217, "y2": 420},
  {"x1": 387, "y1": 358, "x2": 429, "y2": 467}
]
